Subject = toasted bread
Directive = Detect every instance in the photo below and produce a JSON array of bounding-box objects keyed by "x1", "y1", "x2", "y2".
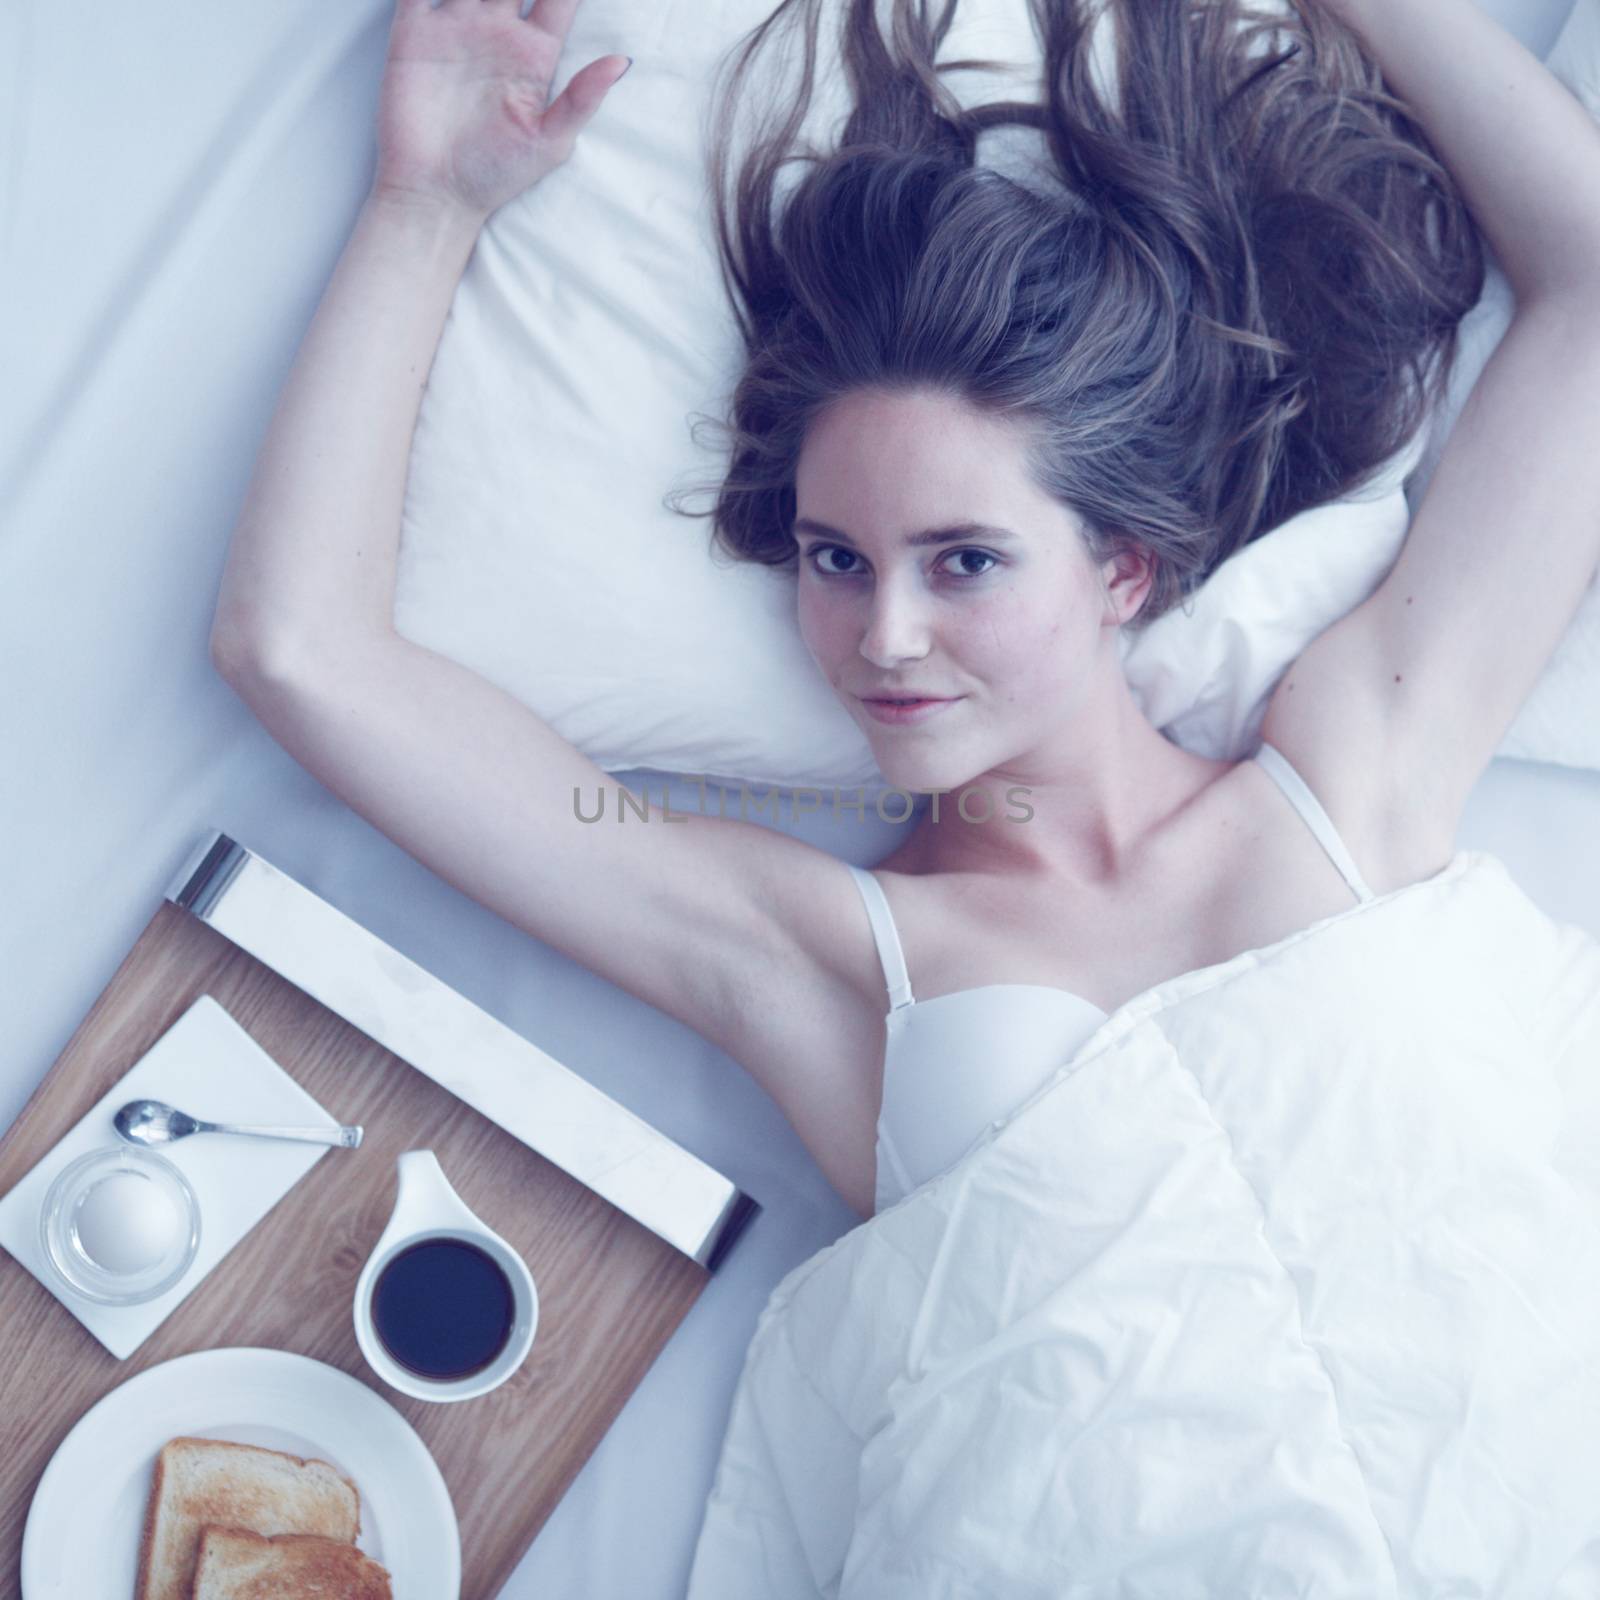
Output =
[
  {"x1": 133, "y1": 1436, "x2": 360, "y2": 1600},
  {"x1": 191, "y1": 1526, "x2": 393, "y2": 1598}
]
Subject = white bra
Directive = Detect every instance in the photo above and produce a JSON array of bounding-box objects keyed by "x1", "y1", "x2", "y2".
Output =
[{"x1": 846, "y1": 741, "x2": 1376, "y2": 1214}]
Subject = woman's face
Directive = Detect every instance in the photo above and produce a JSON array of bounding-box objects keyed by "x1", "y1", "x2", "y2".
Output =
[{"x1": 794, "y1": 385, "x2": 1129, "y2": 793}]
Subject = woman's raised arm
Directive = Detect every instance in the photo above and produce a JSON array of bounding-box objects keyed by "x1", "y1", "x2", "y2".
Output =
[
  {"x1": 210, "y1": 0, "x2": 630, "y2": 667},
  {"x1": 204, "y1": 2, "x2": 878, "y2": 1184},
  {"x1": 1320, "y1": 0, "x2": 1600, "y2": 301},
  {"x1": 209, "y1": 189, "x2": 478, "y2": 661},
  {"x1": 1259, "y1": 0, "x2": 1600, "y2": 875}
]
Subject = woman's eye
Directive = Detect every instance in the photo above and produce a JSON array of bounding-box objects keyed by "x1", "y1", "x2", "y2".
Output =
[
  {"x1": 808, "y1": 545, "x2": 861, "y2": 576},
  {"x1": 940, "y1": 549, "x2": 998, "y2": 578},
  {"x1": 804, "y1": 546, "x2": 997, "y2": 579}
]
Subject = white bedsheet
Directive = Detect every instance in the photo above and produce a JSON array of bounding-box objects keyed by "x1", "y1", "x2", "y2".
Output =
[{"x1": 1, "y1": 2, "x2": 1591, "y2": 1596}]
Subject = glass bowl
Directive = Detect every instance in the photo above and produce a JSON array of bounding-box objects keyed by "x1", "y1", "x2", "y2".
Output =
[{"x1": 39, "y1": 1144, "x2": 201, "y2": 1306}]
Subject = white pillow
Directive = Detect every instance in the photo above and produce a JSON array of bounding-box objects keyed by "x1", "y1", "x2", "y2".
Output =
[{"x1": 392, "y1": 0, "x2": 1587, "y2": 790}]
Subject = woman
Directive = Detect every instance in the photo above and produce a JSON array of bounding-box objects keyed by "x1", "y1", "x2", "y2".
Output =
[{"x1": 211, "y1": 0, "x2": 1600, "y2": 1243}]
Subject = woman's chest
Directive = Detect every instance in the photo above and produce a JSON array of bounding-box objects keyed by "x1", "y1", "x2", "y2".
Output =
[
  {"x1": 799, "y1": 759, "x2": 1394, "y2": 1218},
  {"x1": 882, "y1": 781, "x2": 1369, "y2": 1019}
]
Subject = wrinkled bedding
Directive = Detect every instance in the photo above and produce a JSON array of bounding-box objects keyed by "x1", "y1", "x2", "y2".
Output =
[{"x1": 687, "y1": 850, "x2": 1600, "y2": 1597}]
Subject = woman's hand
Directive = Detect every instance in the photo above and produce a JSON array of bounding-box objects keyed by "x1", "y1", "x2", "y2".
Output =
[{"x1": 372, "y1": 0, "x2": 629, "y2": 224}]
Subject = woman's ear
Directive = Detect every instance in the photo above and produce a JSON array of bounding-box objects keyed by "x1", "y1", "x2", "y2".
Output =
[{"x1": 1097, "y1": 540, "x2": 1157, "y2": 628}]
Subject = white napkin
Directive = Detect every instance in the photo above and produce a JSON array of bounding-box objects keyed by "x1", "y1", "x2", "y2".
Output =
[{"x1": 0, "y1": 995, "x2": 345, "y2": 1360}]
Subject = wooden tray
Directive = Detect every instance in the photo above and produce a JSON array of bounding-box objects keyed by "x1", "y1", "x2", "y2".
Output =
[{"x1": 0, "y1": 899, "x2": 712, "y2": 1597}]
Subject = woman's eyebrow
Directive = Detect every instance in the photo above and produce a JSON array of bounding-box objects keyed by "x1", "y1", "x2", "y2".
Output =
[{"x1": 793, "y1": 517, "x2": 1020, "y2": 547}]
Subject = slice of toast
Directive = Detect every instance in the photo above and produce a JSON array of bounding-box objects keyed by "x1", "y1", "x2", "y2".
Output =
[
  {"x1": 133, "y1": 1436, "x2": 360, "y2": 1600},
  {"x1": 191, "y1": 1526, "x2": 393, "y2": 1599}
]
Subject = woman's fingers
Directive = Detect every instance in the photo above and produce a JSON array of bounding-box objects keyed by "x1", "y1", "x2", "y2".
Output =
[
  {"x1": 537, "y1": 53, "x2": 629, "y2": 152},
  {"x1": 379, "y1": 0, "x2": 622, "y2": 207}
]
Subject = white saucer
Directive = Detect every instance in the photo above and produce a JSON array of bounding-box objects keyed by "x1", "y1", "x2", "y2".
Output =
[{"x1": 21, "y1": 1346, "x2": 460, "y2": 1599}]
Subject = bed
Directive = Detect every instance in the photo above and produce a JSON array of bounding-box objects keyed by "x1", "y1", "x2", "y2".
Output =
[{"x1": 3, "y1": 0, "x2": 1594, "y2": 1594}]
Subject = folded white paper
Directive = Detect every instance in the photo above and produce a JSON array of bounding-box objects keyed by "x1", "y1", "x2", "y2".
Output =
[{"x1": 0, "y1": 996, "x2": 344, "y2": 1360}]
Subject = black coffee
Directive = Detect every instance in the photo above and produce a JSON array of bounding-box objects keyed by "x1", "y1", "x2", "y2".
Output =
[{"x1": 372, "y1": 1236, "x2": 516, "y2": 1381}]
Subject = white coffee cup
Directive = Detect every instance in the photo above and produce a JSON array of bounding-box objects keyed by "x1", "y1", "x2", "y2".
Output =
[{"x1": 353, "y1": 1150, "x2": 538, "y2": 1403}]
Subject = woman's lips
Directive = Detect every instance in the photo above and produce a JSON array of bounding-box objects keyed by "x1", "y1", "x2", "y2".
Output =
[{"x1": 860, "y1": 696, "x2": 963, "y2": 725}]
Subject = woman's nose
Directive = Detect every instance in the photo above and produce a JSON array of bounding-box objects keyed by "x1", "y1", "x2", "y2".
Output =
[{"x1": 858, "y1": 578, "x2": 932, "y2": 669}]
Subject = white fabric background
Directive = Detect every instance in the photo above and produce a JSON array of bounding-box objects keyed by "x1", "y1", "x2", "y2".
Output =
[{"x1": 1, "y1": 2, "x2": 1593, "y2": 1596}]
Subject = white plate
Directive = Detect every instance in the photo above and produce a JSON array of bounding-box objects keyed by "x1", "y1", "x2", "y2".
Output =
[{"x1": 21, "y1": 1346, "x2": 460, "y2": 1599}]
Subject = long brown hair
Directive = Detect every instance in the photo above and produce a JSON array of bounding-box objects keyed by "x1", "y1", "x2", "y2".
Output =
[{"x1": 668, "y1": 0, "x2": 1485, "y2": 631}]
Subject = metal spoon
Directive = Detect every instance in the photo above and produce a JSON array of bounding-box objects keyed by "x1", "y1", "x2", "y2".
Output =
[{"x1": 114, "y1": 1097, "x2": 362, "y2": 1150}]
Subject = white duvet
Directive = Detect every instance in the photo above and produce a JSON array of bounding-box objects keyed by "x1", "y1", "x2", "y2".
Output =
[{"x1": 687, "y1": 851, "x2": 1600, "y2": 1597}]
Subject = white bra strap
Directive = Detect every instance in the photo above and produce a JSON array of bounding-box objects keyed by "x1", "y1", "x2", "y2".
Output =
[
  {"x1": 1254, "y1": 741, "x2": 1376, "y2": 904},
  {"x1": 844, "y1": 864, "x2": 915, "y2": 1011}
]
